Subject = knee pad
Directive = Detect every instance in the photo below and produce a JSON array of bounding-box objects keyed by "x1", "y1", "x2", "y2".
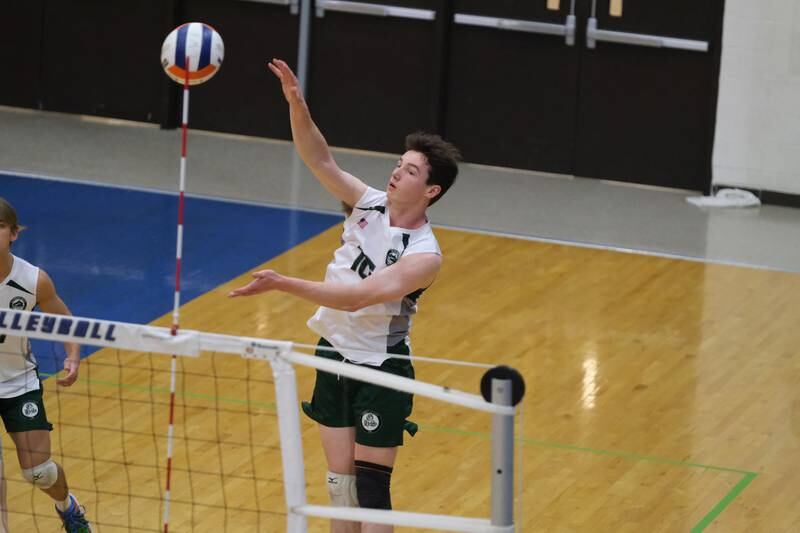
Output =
[
  {"x1": 327, "y1": 471, "x2": 358, "y2": 507},
  {"x1": 355, "y1": 460, "x2": 392, "y2": 510},
  {"x1": 21, "y1": 459, "x2": 58, "y2": 489}
]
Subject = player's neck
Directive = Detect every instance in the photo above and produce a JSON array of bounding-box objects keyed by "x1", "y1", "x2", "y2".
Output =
[
  {"x1": 388, "y1": 201, "x2": 428, "y2": 230},
  {"x1": 0, "y1": 253, "x2": 12, "y2": 280}
]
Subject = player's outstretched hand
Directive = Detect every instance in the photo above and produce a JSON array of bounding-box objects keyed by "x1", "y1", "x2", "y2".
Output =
[
  {"x1": 57, "y1": 356, "x2": 79, "y2": 386},
  {"x1": 268, "y1": 59, "x2": 304, "y2": 105},
  {"x1": 229, "y1": 269, "x2": 284, "y2": 298}
]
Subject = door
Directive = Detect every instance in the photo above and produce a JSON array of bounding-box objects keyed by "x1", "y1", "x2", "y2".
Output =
[
  {"x1": 180, "y1": 0, "x2": 301, "y2": 139},
  {"x1": 308, "y1": 0, "x2": 449, "y2": 153},
  {"x1": 445, "y1": 0, "x2": 581, "y2": 174},
  {"x1": 574, "y1": 0, "x2": 724, "y2": 190},
  {"x1": 40, "y1": 0, "x2": 171, "y2": 123},
  {"x1": 0, "y1": 3, "x2": 45, "y2": 109}
]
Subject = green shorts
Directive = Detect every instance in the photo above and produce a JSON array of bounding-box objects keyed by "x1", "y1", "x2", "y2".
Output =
[
  {"x1": 0, "y1": 384, "x2": 53, "y2": 433},
  {"x1": 302, "y1": 338, "x2": 416, "y2": 447}
]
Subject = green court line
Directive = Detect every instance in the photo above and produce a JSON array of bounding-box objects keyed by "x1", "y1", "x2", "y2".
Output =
[
  {"x1": 417, "y1": 423, "x2": 759, "y2": 531},
  {"x1": 45, "y1": 374, "x2": 756, "y2": 529},
  {"x1": 417, "y1": 423, "x2": 756, "y2": 475},
  {"x1": 690, "y1": 472, "x2": 758, "y2": 533}
]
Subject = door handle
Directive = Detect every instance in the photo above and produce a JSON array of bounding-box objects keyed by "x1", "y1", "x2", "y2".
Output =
[
  {"x1": 238, "y1": 0, "x2": 299, "y2": 16},
  {"x1": 315, "y1": 0, "x2": 435, "y2": 21},
  {"x1": 586, "y1": 17, "x2": 708, "y2": 52},
  {"x1": 454, "y1": 13, "x2": 576, "y2": 46}
]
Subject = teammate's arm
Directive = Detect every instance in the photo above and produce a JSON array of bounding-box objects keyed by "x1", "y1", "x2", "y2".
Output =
[
  {"x1": 36, "y1": 270, "x2": 80, "y2": 386},
  {"x1": 268, "y1": 58, "x2": 367, "y2": 207},
  {"x1": 229, "y1": 253, "x2": 441, "y2": 311}
]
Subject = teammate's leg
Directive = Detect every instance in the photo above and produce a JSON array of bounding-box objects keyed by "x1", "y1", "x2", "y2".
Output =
[
  {"x1": 0, "y1": 443, "x2": 8, "y2": 533},
  {"x1": 11, "y1": 430, "x2": 65, "y2": 498},
  {"x1": 11, "y1": 430, "x2": 91, "y2": 531}
]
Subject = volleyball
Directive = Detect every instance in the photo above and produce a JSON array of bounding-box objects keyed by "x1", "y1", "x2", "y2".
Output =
[{"x1": 160, "y1": 22, "x2": 224, "y2": 85}]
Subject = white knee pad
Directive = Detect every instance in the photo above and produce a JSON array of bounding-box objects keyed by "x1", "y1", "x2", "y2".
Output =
[
  {"x1": 327, "y1": 471, "x2": 358, "y2": 507},
  {"x1": 21, "y1": 459, "x2": 58, "y2": 489}
]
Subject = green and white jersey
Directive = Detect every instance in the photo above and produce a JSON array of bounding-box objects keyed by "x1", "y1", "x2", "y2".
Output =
[
  {"x1": 308, "y1": 186, "x2": 441, "y2": 366},
  {"x1": 0, "y1": 255, "x2": 40, "y2": 397}
]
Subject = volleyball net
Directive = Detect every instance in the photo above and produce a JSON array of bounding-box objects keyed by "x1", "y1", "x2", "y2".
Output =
[{"x1": 0, "y1": 309, "x2": 522, "y2": 532}]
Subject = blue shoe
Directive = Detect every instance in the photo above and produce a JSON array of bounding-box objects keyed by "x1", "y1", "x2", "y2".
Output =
[{"x1": 55, "y1": 494, "x2": 92, "y2": 533}]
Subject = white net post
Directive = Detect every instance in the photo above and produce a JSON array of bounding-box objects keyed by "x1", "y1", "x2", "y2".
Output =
[
  {"x1": 247, "y1": 342, "x2": 308, "y2": 532},
  {"x1": 490, "y1": 379, "x2": 515, "y2": 529}
]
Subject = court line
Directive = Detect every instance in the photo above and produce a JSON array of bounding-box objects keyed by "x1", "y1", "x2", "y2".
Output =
[
  {"x1": 43, "y1": 375, "x2": 757, "y2": 529},
  {"x1": 690, "y1": 472, "x2": 758, "y2": 533},
  {"x1": 418, "y1": 424, "x2": 758, "y2": 531},
  {"x1": 418, "y1": 424, "x2": 754, "y2": 475}
]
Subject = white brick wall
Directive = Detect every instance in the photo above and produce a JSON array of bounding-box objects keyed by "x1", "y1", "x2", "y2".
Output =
[{"x1": 713, "y1": 0, "x2": 800, "y2": 194}]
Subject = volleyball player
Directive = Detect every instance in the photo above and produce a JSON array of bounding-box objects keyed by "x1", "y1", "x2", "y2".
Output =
[
  {"x1": 0, "y1": 198, "x2": 92, "y2": 532},
  {"x1": 230, "y1": 59, "x2": 460, "y2": 532}
]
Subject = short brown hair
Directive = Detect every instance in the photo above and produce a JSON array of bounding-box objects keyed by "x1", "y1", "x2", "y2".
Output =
[
  {"x1": 0, "y1": 197, "x2": 23, "y2": 234},
  {"x1": 405, "y1": 132, "x2": 461, "y2": 206}
]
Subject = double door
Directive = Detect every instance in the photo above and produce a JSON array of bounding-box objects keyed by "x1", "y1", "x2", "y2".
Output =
[{"x1": 445, "y1": 0, "x2": 724, "y2": 190}]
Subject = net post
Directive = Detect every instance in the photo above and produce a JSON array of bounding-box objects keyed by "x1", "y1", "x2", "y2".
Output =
[
  {"x1": 264, "y1": 349, "x2": 308, "y2": 532},
  {"x1": 490, "y1": 378, "x2": 514, "y2": 529}
]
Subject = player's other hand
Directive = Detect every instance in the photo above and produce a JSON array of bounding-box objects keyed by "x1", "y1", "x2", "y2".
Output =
[
  {"x1": 268, "y1": 59, "x2": 304, "y2": 105},
  {"x1": 229, "y1": 269, "x2": 284, "y2": 297},
  {"x1": 57, "y1": 355, "x2": 80, "y2": 386}
]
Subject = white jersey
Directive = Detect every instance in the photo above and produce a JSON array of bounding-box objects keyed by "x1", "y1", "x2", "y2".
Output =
[
  {"x1": 307, "y1": 187, "x2": 441, "y2": 366},
  {"x1": 0, "y1": 255, "x2": 41, "y2": 397}
]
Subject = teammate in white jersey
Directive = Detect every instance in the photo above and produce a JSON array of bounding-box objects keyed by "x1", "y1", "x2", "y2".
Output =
[
  {"x1": 229, "y1": 59, "x2": 461, "y2": 532},
  {"x1": 0, "y1": 198, "x2": 92, "y2": 532}
]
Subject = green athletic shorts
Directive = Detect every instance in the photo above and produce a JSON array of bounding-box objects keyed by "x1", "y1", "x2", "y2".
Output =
[
  {"x1": 0, "y1": 383, "x2": 53, "y2": 433},
  {"x1": 302, "y1": 338, "x2": 417, "y2": 447}
]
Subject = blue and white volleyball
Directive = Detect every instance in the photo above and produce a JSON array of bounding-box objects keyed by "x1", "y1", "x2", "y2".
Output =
[{"x1": 160, "y1": 22, "x2": 224, "y2": 85}]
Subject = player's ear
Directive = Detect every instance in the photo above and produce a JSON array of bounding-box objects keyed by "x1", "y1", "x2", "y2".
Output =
[{"x1": 425, "y1": 184, "x2": 441, "y2": 200}]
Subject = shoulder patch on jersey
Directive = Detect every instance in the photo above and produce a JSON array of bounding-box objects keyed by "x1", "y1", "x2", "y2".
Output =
[
  {"x1": 6, "y1": 280, "x2": 34, "y2": 296},
  {"x1": 355, "y1": 205, "x2": 386, "y2": 214}
]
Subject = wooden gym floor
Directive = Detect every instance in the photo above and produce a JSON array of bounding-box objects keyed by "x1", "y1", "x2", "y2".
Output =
[{"x1": 3, "y1": 222, "x2": 799, "y2": 532}]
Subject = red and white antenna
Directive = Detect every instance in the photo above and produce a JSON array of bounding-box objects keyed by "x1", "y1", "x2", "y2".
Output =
[{"x1": 158, "y1": 22, "x2": 224, "y2": 533}]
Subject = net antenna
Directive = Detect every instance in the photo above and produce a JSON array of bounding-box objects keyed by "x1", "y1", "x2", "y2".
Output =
[
  {"x1": 158, "y1": 23, "x2": 225, "y2": 530},
  {"x1": 1, "y1": 309, "x2": 524, "y2": 532},
  {"x1": 160, "y1": 57, "x2": 191, "y2": 533}
]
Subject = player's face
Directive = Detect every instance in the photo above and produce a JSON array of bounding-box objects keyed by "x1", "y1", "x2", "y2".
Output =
[
  {"x1": 0, "y1": 221, "x2": 17, "y2": 254},
  {"x1": 387, "y1": 151, "x2": 438, "y2": 204}
]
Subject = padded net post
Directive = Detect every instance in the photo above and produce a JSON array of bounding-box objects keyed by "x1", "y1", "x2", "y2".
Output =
[
  {"x1": 490, "y1": 378, "x2": 514, "y2": 528},
  {"x1": 249, "y1": 343, "x2": 308, "y2": 532}
]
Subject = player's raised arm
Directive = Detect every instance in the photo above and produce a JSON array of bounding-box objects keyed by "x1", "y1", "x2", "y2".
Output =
[{"x1": 268, "y1": 58, "x2": 367, "y2": 207}]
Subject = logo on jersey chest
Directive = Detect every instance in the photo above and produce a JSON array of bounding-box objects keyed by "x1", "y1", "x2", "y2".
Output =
[
  {"x1": 385, "y1": 249, "x2": 400, "y2": 266},
  {"x1": 9, "y1": 297, "x2": 26, "y2": 310}
]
